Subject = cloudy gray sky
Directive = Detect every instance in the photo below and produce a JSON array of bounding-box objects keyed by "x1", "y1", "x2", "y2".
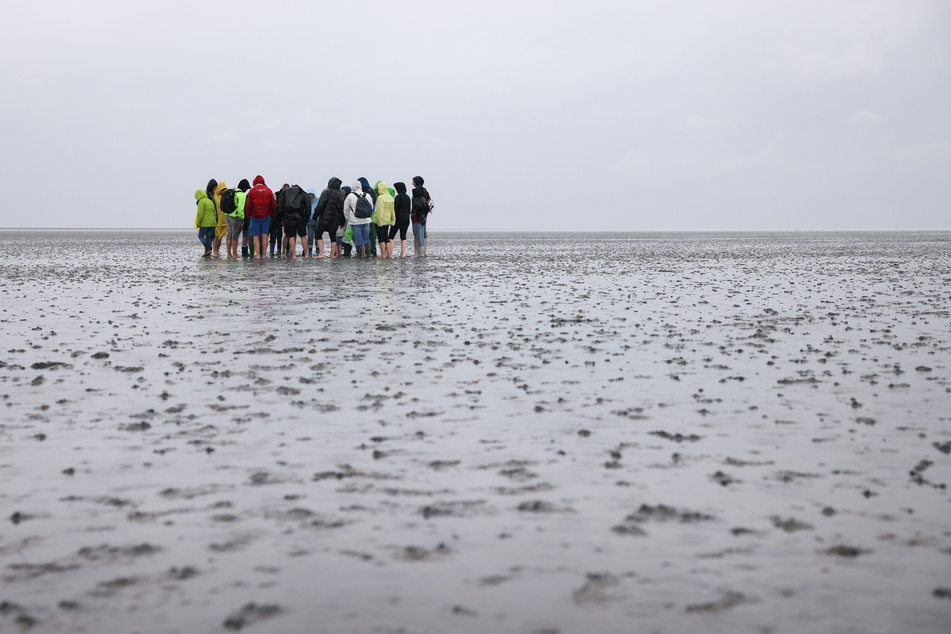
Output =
[{"x1": 2, "y1": 0, "x2": 948, "y2": 230}]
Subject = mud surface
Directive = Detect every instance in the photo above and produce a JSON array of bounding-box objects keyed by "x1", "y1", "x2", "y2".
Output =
[{"x1": 1, "y1": 230, "x2": 949, "y2": 633}]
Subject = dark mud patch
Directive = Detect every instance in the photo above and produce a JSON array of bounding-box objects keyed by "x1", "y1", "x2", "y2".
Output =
[
  {"x1": 650, "y1": 430, "x2": 702, "y2": 443},
  {"x1": 771, "y1": 517, "x2": 813, "y2": 532},
  {"x1": 223, "y1": 603, "x2": 284, "y2": 630},
  {"x1": 4, "y1": 561, "x2": 81, "y2": 582},
  {"x1": 393, "y1": 543, "x2": 451, "y2": 561},
  {"x1": 420, "y1": 500, "x2": 490, "y2": 519},
  {"x1": 686, "y1": 591, "x2": 752, "y2": 613},
  {"x1": 825, "y1": 545, "x2": 871, "y2": 558},
  {"x1": 516, "y1": 500, "x2": 573, "y2": 513},
  {"x1": 77, "y1": 543, "x2": 162, "y2": 561}
]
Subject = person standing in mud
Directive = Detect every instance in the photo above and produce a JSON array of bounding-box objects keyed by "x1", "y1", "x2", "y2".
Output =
[
  {"x1": 270, "y1": 184, "x2": 289, "y2": 257},
  {"x1": 344, "y1": 181, "x2": 373, "y2": 258},
  {"x1": 245, "y1": 175, "x2": 276, "y2": 260},
  {"x1": 195, "y1": 188, "x2": 217, "y2": 257},
  {"x1": 280, "y1": 184, "x2": 311, "y2": 259},
  {"x1": 212, "y1": 181, "x2": 229, "y2": 258},
  {"x1": 411, "y1": 176, "x2": 432, "y2": 257},
  {"x1": 306, "y1": 188, "x2": 319, "y2": 258},
  {"x1": 373, "y1": 181, "x2": 395, "y2": 259},
  {"x1": 358, "y1": 177, "x2": 377, "y2": 257},
  {"x1": 224, "y1": 179, "x2": 249, "y2": 259},
  {"x1": 313, "y1": 177, "x2": 345, "y2": 259},
  {"x1": 390, "y1": 181, "x2": 411, "y2": 258}
]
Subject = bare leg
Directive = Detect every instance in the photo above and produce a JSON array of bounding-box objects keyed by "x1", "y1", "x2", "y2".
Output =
[
  {"x1": 288, "y1": 236, "x2": 297, "y2": 259},
  {"x1": 301, "y1": 236, "x2": 309, "y2": 258},
  {"x1": 317, "y1": 238, "x2": 325, "y2": 259}
]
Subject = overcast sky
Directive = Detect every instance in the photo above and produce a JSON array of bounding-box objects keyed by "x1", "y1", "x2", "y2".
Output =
[{"x1": 1, "y1": 0, "x2": 948, "y2": 230}]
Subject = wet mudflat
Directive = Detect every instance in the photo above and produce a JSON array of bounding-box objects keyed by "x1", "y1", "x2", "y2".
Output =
[{"x1": 1, "y1": 229, "x2": 949, "y2": 634}]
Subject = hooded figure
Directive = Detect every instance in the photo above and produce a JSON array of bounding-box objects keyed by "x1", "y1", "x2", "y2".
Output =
[
  {"x1": 411, "y1": 177, "x2": 431, "y2": 257},
  {"x1": 344, "y1": 181, "x2": 373, "y2": 257},
  {"x1": 245, "y1": 175, "x2": 276, "y2": 219},
  {"x1": 359, "y1": 177, "x2": 378, "y2": 256},
  {"x1": 308, "y1": 188, "x2": 318, "y2": 216},
  {"x1": 344, "y1": 181, "x2": 372, "y2": 227},
  {"x1": 373, "y1": 181, "x2": 396, "y2": 258},
  {"x1": 358, "y1": 177, "x2": 376, "y2": 204},
  {"x1": 390, "y1": 181, "x2": 412, "y2": 257},
  {"x1": 315, "y1": 177, "x2": 345, "y2": 229},
  {"x1": 195, "y1": 190, "x2": 218, "y2": 227},
  {"x1": 195, "y1": 189, "x2": 217, "y2": 256},
  {"x1": 314, "y1": 177, "x2": 346, "y2": 258},
  {"x1": 306, "y1": 188, "x2": 320, "y2": 257},
  {"x1": 374, "y1": 181, "x2": 395, "y2": 227},
  {"x1": 210, "y1": 181, "x2": 229, "y2": 256}
]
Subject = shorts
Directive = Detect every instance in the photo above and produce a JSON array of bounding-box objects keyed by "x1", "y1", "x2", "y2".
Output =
[
  {"x1": 249, "y1": 216, "x2": 271, "y2": 237},
  {"x1": 284, "y1": 222, "x2": 306, "y2": 238},
  {"x1": 314, "y1": 223, "x2": 336, "y2": 243},
  {"x1": 225, "y1": 215, "x2": 243, "y2": 241},
  {"x1": 376, "y1": 225, "x2": 392, "y2": 243},
  {"x1": 390, "y1": 216, "x2": 409, "y2": 241}
]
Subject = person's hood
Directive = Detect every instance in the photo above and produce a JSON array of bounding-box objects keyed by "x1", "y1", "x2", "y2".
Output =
[
  {"x1": 215, "y1": 181, "x2": 228, "y2": 194},
  {"x1": 388, "y1": 187, "x2": 395, "y2": 198},
  {"x1": 237, "y1": 178, "x2": 251, "y2": 191},
  {"x1": 376, "y1": 181, "x2": 389, "y2": 196},
  {"x1": 308, "y1": 188, "x2": 318, "y2": 211},
  {"x1": 394, "y1": 182, "x2": 407, "y2": 195},
  {"x1": 195, "y1": 189, "x2": 208, "y2": 201},
  {"x1": 352, "y1": 181, "x2": 363, "y2": 193},
  {"x1": 253, "y1": 175, "x2": 265, "y2": 187},
  {"x1": 206, "y1": 179, "x2": 218, "y2": 195},
  {"x1": 358, "y1": 177, "x2": 371, "y2": 192},
  {"x1": 327, "y1": 177, "x2": 342, "y2": 190},
  {"x1": 342, "y1": 186, "x2": 352, "y2": 195}
]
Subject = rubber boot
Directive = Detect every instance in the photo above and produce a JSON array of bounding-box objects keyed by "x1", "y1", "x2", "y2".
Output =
[{"x1": 241, "y1": 246, "x2": 249, "y2": 258}]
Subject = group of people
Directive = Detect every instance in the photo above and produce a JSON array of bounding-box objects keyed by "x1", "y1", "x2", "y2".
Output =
[{"x1": 194, "y1": 175, "x2": 434, "y2": 259}]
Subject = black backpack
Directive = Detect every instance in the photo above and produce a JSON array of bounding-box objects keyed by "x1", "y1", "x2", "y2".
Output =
[
  {"x1": 219, "y1": 189, "x2": 238, "y2": 214},
  {"x1": 354, "y1": 192, "x2": 373, "y2": 219},
  {"x1": 283, "y1": 186, "x2": 307, "y2": 215}
]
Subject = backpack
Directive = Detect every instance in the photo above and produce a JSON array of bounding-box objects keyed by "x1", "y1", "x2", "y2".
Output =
[
  {"x1": 219, "y1": 189, "x2": 238, "y2": 214},
  {"x1": 354, "y1": 192, "x2": 373, "y2": 219},
  {"x1": 283, "y1": 186, "x2": 307, "y2": 218},
  {"x1": 412, "y1": 195, "x2": 430, "y2": 216}
]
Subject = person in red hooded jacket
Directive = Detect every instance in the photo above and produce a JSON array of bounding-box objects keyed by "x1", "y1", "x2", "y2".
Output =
[{"x1": 245, "y1": 175, "x2": 276, "y2": 260}]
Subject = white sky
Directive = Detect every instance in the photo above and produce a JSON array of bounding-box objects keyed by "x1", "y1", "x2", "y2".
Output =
[{"x1": 1, "y1": 0, "x2": 949, "y2": 230}]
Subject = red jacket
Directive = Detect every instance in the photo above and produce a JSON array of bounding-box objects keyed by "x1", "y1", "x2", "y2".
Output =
[{"x1": 246, "y1": 175, "x2": 276, "y2": 220}]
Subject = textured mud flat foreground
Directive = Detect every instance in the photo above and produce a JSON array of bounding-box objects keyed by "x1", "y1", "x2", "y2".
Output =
[{"x1": 1, "y1": 230, "x2": 950, "y2": 634}]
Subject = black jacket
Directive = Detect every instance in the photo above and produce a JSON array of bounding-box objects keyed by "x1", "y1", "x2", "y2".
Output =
[
  {"x1": 280, "y1": 185, "x2": 310, "y2": 225},
  {"x1": 412, "y1": 185, "x2": 430, "y2": 226},
  {"x1": 393, "y1": 181, "x2": 411, "y2": 222},
  {"x1": 314, "y1": 177, "x2": 345, "y2": 228}
]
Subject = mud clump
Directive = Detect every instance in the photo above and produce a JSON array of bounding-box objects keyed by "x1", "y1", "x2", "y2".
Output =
[{"x1": 223, "y1": 603, "x2": 284, "y2": 630}]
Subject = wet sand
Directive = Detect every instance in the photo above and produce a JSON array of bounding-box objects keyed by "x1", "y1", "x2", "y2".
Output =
[{"x1": 1, "y1": 230, "x2": 949, "y2": 633}]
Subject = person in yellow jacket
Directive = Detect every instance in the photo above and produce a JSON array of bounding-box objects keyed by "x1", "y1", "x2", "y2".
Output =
[
  {"x1": 373, "y1": 181, "x2": 396, "y2": 259},
  {"x1": 225, "y1": 179, "x2": 249, "y2": 259},
  {"x1": 194, "y1": 190, "x2": 217, "y2": 257},
  {"x1": 213, "y1": 181, "x2": 229, "y2": 258}
]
